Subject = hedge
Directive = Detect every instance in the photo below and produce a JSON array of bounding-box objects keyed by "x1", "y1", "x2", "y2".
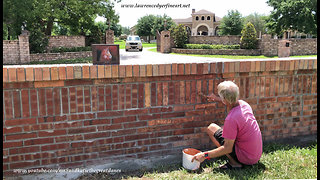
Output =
[
  {"x1": 184, "y1": 44, "x2": 240, "y2": 49},
  {"x1": 51, "y1": 46, "x2": 92, "y2": 53}
]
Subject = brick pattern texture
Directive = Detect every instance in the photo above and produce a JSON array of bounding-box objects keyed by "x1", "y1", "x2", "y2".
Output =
[
  {"x1": 3, "y1": 58, "x2": 317, "y2": 175},
  {"x1": 48, "y1": 36, "x2": 85, "y2": 49},
  {"x1": 171, "y1": 48, "x2": 261, "y2": 55}
]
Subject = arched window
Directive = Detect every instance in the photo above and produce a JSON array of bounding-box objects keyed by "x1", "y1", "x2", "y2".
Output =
[
  {"x1": 207, "y1": 16, "x2": 210, "y2": 20},
  {"x1": 201, "y1": 16, "x2": 205, "y2": 20},
  {"x1": 195, "y1": 16, "x2": 199, "y2": 21}
]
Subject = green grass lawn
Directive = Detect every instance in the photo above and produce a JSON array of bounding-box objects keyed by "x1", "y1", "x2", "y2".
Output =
[
  {"x1": 115, "y1": 40, "x2": 156, "y2": 49},
  {"x1": 135, "y1": 142, "x2": 318, "y2": 180},
  {"x1": 148, "y1": 48, "x2": 316, "y2": 59},
  {"x1": 76, "y1": 141, "x2": 317, "y2": 180}
]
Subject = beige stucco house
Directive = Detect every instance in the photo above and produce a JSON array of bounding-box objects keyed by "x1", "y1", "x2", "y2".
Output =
[{"x1": 173, "y1": 9, "x2": 222, "y2": 36}]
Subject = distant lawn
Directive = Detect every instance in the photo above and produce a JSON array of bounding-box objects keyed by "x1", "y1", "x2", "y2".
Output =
[
  {"x1": 169, "y1": 53, "x2": 317, "y2": 59},
  {"x1": 115, "y1": 40, "x2": 156, "y2": 49},
  {"x1": 148, "y1": 48, "x2": 317, "y2": 59},
  {"x1": 75, "y1": 141, "x2": 317, "y2": 180}
]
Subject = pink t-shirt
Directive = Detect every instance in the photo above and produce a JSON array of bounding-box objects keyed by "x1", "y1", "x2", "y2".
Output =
[{"x1": 222, "y1": 100, "x2": 262, "y2": 165}]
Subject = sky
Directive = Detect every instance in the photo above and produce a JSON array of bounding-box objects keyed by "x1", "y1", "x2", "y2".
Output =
[{"x1": 96, "y1": 0, "x2": 274, "y2": 28}]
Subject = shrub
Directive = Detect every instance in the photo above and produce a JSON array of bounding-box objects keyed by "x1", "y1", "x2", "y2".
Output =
[
  {"x1": 240, "y1": 22, "x2": 258, "y2": 49},
  {"x1": 51, "y1": 46, "x2": 92, "y2": 53},
  {"x1": 184, "y1": 44, "x2": 240, "y2": 50},
  {"x1": 170, "y1": 24, "x2": 188, "y2": 48}
]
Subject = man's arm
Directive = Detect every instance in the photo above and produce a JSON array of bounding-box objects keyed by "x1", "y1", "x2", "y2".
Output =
[
  {"x1": 191, "y1": 139, "x2": 235, "y2": 163},
  {"x1": 199, "y1": 92, "x2": 222, "y2": 103}
]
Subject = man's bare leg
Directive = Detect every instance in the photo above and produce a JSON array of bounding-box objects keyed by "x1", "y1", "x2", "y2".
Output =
[{"x1": 207, "y1": 123, "x2": 242, "y2": 167}]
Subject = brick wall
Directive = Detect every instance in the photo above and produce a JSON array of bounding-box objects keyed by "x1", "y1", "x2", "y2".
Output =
[
  {"x1": 30, "y1": 51, "x2": 92, "y2": 62},
  {"x1": 172, "y1": 48, "x2": 261, "y2": 56},
  {"x1": 48, "y1": 36, "x2": 85, "y2": 49},
  {"x1": 3, "y1": 32, "x2": 30, "y2": 65},
  {"x1": 189, "y1": 35, "x2": 241, "y2": 45},
  {"x1": 3, "y1": 58, "x2": 317, "y2": 175},
  {"x1": 290, "y1": 38, "x2": 317, "y2": 56},
  {"x1": 3, "y1": 40, "x2": 20, "y2": 64}
]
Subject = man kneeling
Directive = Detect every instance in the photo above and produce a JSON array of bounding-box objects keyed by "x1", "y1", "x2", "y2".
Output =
[{"x1": 192, "y1": 81, "x2": 262, "y2": 170}]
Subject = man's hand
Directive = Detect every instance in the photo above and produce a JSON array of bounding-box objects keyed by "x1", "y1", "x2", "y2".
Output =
[
  {"x1": 199, "y1": 93, "x2": 220, "y2": 102},
  {"x1": 191, "y1": 152, "x2": 205, "y2": 163},
  {"x1": 207, "y1": 93, "x2": 220, "y2": 102}
]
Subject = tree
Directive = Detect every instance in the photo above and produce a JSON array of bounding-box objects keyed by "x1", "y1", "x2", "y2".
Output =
[
  {"x1": 266, "y1": 0, "x2": 317, "y2": 35},
  {"x1": 240, "y1": 22, "x2": 258, "y2": 49},
  {"x1": 122, "y1": 26, "x2": 131, "y2": 35},
  {"x1": 151, "y1": 14, "x2": 175, "y2": 35},
  {"x1": 136, "y1": 15, "x2": 157, "y2": 43},
  {"x1": 170, "y1": 24, "x2": 188, "y2": 48},
  {"x1": 244, "y1": 13, "x2": 268, "y2": 36},
  {"x1": 3, "y1": 0, "x2": 34, "y2": 40},
  {"x1": 3, "y1": 0, "x2": 119, "y2": 37},
  {"x1": 219, "y1": 10, "x2": 244, "y2": 35}
]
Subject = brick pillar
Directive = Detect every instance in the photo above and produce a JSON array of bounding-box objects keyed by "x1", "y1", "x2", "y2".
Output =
[
  {"x1": 278, "y1": 39, "x2": 291, "y2": 58},
  {"x1": 160, "y1": 31, "x2": 171, "y2": 53},
  {"x1": 18, "y1": 30, "x2": 30, "y2": 64},
  {"x1": 105, "y1": 30, "x2": 114, "y2": 44},
  {"x1": 260, "y1": 34, "x2": 271, "y2": 56}
]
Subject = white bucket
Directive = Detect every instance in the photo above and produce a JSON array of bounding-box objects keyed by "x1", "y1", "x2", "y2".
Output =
[{"x1": 182, "y1": 148, "x2": 201, "y2": 170}]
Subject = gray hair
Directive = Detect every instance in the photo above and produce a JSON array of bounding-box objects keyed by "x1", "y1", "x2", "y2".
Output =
[{"x1": 217, "y1": 81, "x2": 239, "y2": 104}]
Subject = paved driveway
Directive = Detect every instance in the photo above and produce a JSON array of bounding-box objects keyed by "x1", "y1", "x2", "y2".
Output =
[{"x1": 120, "y1": 48, "x2": 227, "y2": 65}]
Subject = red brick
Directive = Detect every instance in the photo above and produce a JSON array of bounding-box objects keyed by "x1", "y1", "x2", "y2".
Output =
[
  {"x1": 172, "y1": 64, "x2": 178, "y2": 75},
  {"x1": 82, "y1": 65, "x2": 90, "y2": 78},
  {"x1": 146, "y1": 65, "x2": 152, "y2": 76},
  {"x1": 58, "y1": 66, "x2": 66, "y2": 80},
  {"x1": 105, "y1": 65, "x2": 112, "y2": 78},
  {"x1": 6, "y1": 132, "x2": 37, "y2": 140},
  {"x1": 24, "y1": 138, "x2": 54, "y2": 146},
  {"x1": 90, "y1": 65, "x2": 98, "y2": 78},
  {"x1": 21, "y1": 89, "x2": 30, "y2": 118},
  {"x1": 97, "y1": 65, "x2": 105, "y2": 78},
  {"x1": 191, "y1": 63, "x2": 197, "y2": 74},
  {"x1": 34, "y1": 80, "x2": 64, "y2": 88},
  {"x1": 66, "y1": 66, "x2": 74, "y2": 79},
  {"x1": 16, "y1": 68, "x2": 25, "y2": 82},
  {"x1": 203, "y1": 63, "x2": 209, "y2": 74},
  {"x1": 50, "y1": 67, "x2": 59, "y2": 80},
  {"x1": 119, "y1": 66, "x2": 126, "y2": 78},
  {"x1": 3, "y1": 141, "x2": 23, "y2": 149},
  {"x1": 126, "y1": 65, "x2": 133, "y2": 77},
  {"x1": 39, "y1": 129, "x2": 67, "y2": 137},
  {"x1": 133, "y1": 65, "x2": 139, "y2": 77},
  {"x1": 41, "y1": 143, "x2": 69, "y2": 151},
  {"x1": 3, "y1": 126, "x2": 23, "y2": 134},
  {"x1": 113, "y1": 116, "x2": 136, "y2": 124},
  {"x1": 174, "y1": 128, "x2": 194, "y2": 135},
  {"x1": 152, "y1": 65, "x2": 158, "y2": 76},
  {"x1": 3, "y1": 68, "x2": 8, "y2": 82},
  {"x1": 68, "y1": 127, "x2": 96, "y2": 134},
  {"x1": 8, "y1": 68, "x2": 17, "y2": 82},
  {"x1": 42, "y1": 67, "x2": 50, "y2": 81},
  {"x1": 125, "y1": 133, "x2": 149, "y2": 141},
  {"x1": 84, "y1": 132, "x2": 111, "y2": 140},
  {"x1": 112, "y1": 65, "x2": 119, "y2": 78},
  {"x1": 9, "y1": 160, "x2": 40, "y2": 169},
  {"x1": 165, "y1": 64, "x2": 171, "y2": 76},
  {"x1": 255, "y1": 61, "x2": 261, "y2": 72},
  {"x1": 178, "y1": 64, "x2": 184, "y2": 75},
  {"x1": 139, "y1": 65, "x2": 146, "y2": 77},
  {"x1": 97, "y1": 124, "x2": 122, "y2": 131},
  {"x1": 112, "y1": 129, "x2": 136, "y2": 137}
]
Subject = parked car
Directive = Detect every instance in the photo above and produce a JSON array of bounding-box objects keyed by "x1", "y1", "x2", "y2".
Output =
[{"x1": 125, "y1": 35, "x2": 143, "y2": 51}]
